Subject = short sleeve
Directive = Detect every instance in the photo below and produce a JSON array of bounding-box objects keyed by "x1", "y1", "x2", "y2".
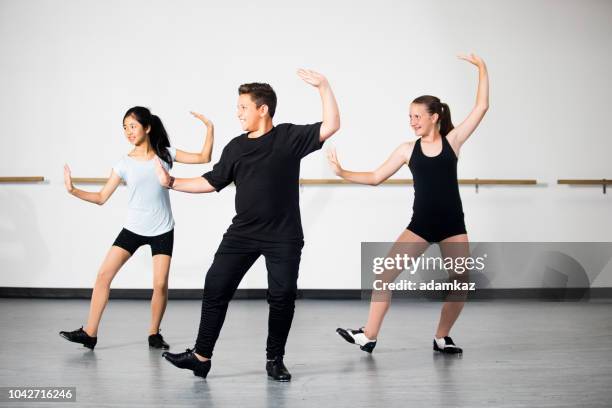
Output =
[
  {"x1": 112, "y1": 157, "x2": 126, "y2": 180},
  {"x1": 166, "y1": 146, "x2": 177, "y2": 162},
  {"x1": 202, "y1": 141, "x2": 236, "y2": 192},
  {"x1": 284, "y1": 122, "x2": 324, "y2": 158}
]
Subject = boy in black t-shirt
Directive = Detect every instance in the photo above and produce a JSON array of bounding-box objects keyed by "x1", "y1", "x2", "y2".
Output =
[{"x1": 155, "y1": 70, "x2": 340, "y2": 381}]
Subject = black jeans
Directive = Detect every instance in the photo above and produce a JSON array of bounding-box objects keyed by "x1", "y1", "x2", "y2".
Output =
[{"x1": 195, "y1": 235, "x2": 304, "y2": 359}]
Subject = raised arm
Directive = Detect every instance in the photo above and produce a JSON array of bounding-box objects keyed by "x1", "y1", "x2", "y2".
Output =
[
  {"x1": 297, "y1": 69, "x2": 340, "y2": 142},
  {"x1": 174, "y1": 112, "x2": 215, "y2": 164},
  {"x1": 447, "y1": 53, "x2": 489, "y2": 151},
  {"x1": 64, "y1": 164, "x2": 122, "y2": 205},
  {"x1": 327, "y1": 143, "x2": 412, "y2": 186},
  {"x1": 154, "y1": 157, "x2": 215, "y2": 193}
]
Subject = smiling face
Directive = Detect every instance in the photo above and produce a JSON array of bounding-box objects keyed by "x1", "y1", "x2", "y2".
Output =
[
  {"x1": 123, "y1": 114, "x2": 149, "y2": 145},
  {"x1": 409, "y1": 103, "x2": 439, "y2": 137},
  {"x1": 236, "y1": 93, "x2": 268, "y2": 132}
]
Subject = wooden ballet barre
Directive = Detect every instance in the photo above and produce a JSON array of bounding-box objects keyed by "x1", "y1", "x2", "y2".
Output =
[
  {"x1": 72, "y1": 178, "x2": 126, "y2": 185},
  {"x1": 0, "y1": 177, "x2": 45, "y2": 183},
  {"x1": 557, "y1": 179, "x2": 611, "y2": 194},
  {"x1": 71, "y1": 177, "x2": 536, "y2": 193},
  {"x1": 299, "y1": 178, "x2": 537, "y2": 193}
]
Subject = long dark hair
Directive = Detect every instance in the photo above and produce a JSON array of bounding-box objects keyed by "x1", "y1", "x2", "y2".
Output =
[
  {"x1": 123, "y1": 106, "x2": 173, "y2": 168},
  {"x1": 412, "y1": 95, "x2": 454, "y2": 137}
]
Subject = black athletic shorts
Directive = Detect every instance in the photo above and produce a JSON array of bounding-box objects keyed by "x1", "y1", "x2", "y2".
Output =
[{"x1": 112, "y1": 228, "x2": 174, "y2": 256}]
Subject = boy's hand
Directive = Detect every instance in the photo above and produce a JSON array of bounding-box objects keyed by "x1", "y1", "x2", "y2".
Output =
[
  {"x1": 297, "y1": 69, "x2": 329, "y2": 88},
  {"x1": 154, "y1": 157, "x2": 172, "y2": 187}
]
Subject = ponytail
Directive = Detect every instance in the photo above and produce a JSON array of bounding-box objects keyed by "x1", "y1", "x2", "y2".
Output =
[
  {"x1": 149, "y1": 114, "x2": 172, "y2": 168},
  {"x1": 438, "y1": 102, "x2": 454, "y2": 137}
]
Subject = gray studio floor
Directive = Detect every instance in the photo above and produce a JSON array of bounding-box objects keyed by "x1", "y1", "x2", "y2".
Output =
[{"x1": 1, "y1": 298, "x2": 611, "y2": 408}]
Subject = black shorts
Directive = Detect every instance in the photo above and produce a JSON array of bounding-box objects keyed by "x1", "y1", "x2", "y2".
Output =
[
  {"x1": 407, "y1": 213, "x2": 467, "y2": 243},
  {"x1": 112, "y1": 228, "x2": 174, "y2": 256}
]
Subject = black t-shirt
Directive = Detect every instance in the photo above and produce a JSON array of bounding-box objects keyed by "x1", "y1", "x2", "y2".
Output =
[{"x1": 203, "y1": 122, "x2": 323, "y2": 242}]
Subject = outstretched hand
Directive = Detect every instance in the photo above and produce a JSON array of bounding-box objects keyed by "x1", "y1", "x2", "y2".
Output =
[
  {"x1": 154, "y1": 157, "x2": 171, "y2": 187},
  {"x1": 327, "y1": 147, "x2": 343, "y2": 176},
  {"x1": 190, "y1": 111, "x2": 213, "y2": 127},
  {"x1": 457, "y1": 53, "x2": 486, "y2": 69},
  {"x1": 297, "y1": 69, "x2": 329, "y2": 88},
  {"x1": 63, "y1": 164, "x2": 74, "y2": 193}
]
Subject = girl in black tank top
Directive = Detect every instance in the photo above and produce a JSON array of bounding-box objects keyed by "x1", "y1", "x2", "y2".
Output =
[
  {"x1": 329, "y1": 53, "x2": 489, "y2": 355},
  {"x1": 407, "y1": 135, "x2": 466, "y2": 243}
]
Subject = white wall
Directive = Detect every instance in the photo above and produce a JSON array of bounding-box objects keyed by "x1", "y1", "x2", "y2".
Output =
[{"x1": 1, "y1": 0, "x2": 611, "y2": 289}]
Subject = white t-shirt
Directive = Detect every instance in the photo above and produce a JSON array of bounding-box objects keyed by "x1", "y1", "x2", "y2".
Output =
[{"x1": 112, "y1": 146, "x2": 176, "y2": 237}]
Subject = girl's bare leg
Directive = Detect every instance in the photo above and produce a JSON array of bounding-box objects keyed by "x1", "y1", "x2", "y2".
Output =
[
  {"x1": 363, "y1": 229, "x2": 429, "y2": 339},
  {"x1": 435, "y1": 233, "x2": 470, "y2": 338},
  {"x1": 149, "y1": 254, "x2": 171, "y2": 335},
  {"x1": 84, "y1": 246, "x2": 132, "y2": 336}
]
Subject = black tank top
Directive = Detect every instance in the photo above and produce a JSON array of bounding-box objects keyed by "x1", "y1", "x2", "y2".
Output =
[{"x1": 408, "y1": 135, "x2": 464, "y2": 218}]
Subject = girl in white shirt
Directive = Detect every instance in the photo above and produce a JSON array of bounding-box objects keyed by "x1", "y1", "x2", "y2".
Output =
[{"x1": 60, "y1": 106, "x2": 214, "y2": 350}]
